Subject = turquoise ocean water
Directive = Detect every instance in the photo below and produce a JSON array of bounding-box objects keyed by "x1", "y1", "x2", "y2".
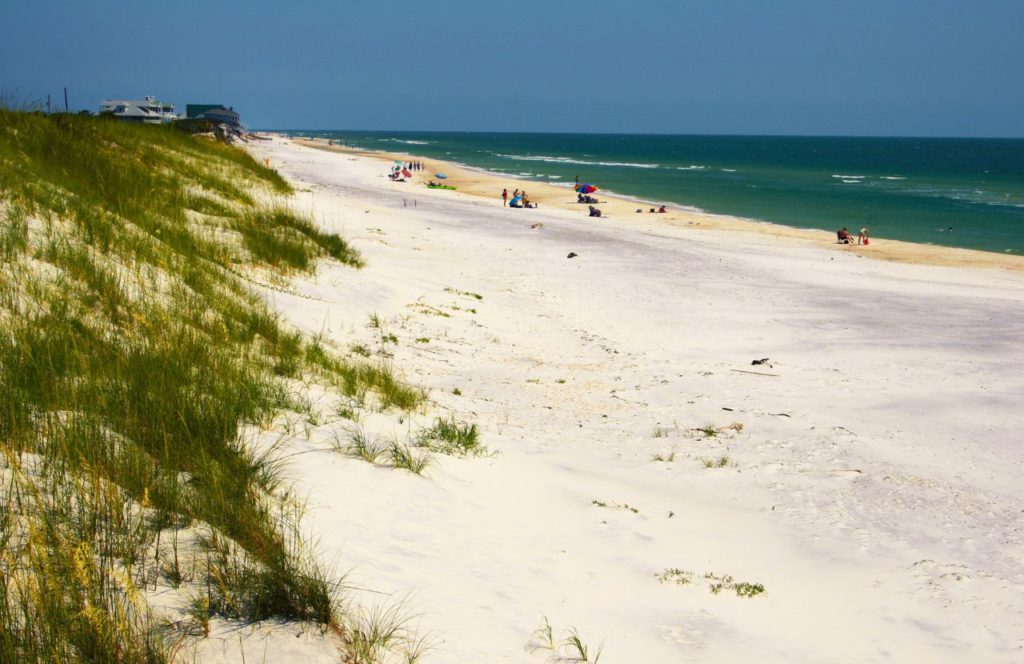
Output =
[{"x1": 278, "y1": 131, "x2": 1024, "y2": 255}]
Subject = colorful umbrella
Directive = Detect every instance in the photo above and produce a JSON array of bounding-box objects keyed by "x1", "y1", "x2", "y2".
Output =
[{"x1": 575, "y1": 183, "x2": 598, "y2": 194}]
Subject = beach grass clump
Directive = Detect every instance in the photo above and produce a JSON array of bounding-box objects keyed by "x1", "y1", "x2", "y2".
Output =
[
  {"x1": 340, "y1": 426, "x2": 388, "y2": 464},
  {"x1": 701, "y1": 455, "x2": 732, "y2": 468},
  {"x1": 1, "y1": 203, "x2": 28, "y2": 257},
  {"x1": 234, "y1": 207, "x2": 364, "y2": 271},
  {"x1": 196, "y1": 529, "x2": 335, "y2": 624},
  {"x1": 528, "y1": 617, "x2": 604, "y2": 663},
  {"x1": 388, "y1": 441, "x2": 432, "y2": 475},
  {"x1": 338, "y1": 427, "x2": 431, "y2": 475},
  {"x1": 657, "y1": 568, "x2": 694, "y2": 585},
  {"x1": 0, "y1": 110, "x2": 425, "y2": 661},
  {"x1": 657, "y1": 567, "x2": 765, "y2": 598},
  {"x1": 443, "y1": 286, "x2": 483, "y2": 301},
  {"x1": 345, "y1": 601, "x2": 432, "y2": 664},
  {"x1": 308, "y1": 351, "x2": 424, "y2": 411},
  {"x1": 592, "y1": 499, "x2": 640, "y2": 514},
  {"x1": 415, "y1": 416, "x2": 486, "y2": 457},
  {"x1": 704, "y1": 573, "x2": 765, "y2": 598}
]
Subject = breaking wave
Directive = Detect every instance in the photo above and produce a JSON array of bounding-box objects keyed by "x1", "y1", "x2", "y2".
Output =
[{"x1": 494, "y1": 153, "x2": 661, "y2": 169}]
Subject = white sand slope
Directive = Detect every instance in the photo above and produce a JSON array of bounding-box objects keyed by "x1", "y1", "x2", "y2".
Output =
[{"x1": 248, "y1": 137, "x2": 1024, "y2": 663}]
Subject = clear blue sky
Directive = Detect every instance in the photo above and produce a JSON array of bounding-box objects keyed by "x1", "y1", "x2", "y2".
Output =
[{"x1": 3, "y1": 0, "x2": 1022, "y2": 137}]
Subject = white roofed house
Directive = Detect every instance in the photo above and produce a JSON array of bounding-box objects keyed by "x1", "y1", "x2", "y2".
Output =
[{"x1": 99, "y1": 96, "x2": 179, "y2": 123}]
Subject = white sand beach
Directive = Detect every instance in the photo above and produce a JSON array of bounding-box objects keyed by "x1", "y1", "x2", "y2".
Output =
[{"x1": 242, "y1": 137, "x2": 1024, "y2": 663}]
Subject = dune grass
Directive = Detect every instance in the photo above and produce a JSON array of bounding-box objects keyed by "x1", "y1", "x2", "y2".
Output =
[
  {"x1": 0, "y1": 110, "x2": 424, "y2": 662},
  {"x1": 528, "y1": 616, "x2": 603, "y2": 663},
  {"x1": 415, "y1": 416, "x2": 486, "y2": 457}
]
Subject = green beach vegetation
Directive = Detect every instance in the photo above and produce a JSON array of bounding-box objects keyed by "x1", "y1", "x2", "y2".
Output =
[
  {"x1": 0, "y1": 110, "x2": 425, "y2": 662},
  {"x1": 657, "y1": 568, "x2": 765, "y2": 598}
]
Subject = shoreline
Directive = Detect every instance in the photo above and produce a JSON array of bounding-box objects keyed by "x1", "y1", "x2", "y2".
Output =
[
  {"x1": 243, "y1": 136, "x2": 1024, "y2": 662},
  {"x1": 288, "y1": 135, "x2": 1024, "y2": 273}
]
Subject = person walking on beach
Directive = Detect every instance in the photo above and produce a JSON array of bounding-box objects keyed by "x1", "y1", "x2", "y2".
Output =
[{"x1": 502, "y1": 188, "x2": 509, "y2": 206}]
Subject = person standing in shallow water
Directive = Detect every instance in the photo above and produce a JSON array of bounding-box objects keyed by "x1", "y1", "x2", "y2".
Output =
[{"x1": 502, "y1": 189, "x2": 508, "y2": 206}]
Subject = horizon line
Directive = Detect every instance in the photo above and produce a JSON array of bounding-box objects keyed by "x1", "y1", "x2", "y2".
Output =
[{"x1": 257, "y1": 128, "x2": 1024, "y2": 141}]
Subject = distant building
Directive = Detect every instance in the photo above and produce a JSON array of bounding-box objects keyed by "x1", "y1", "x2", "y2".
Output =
[
  {"x1": 186, "y1": 104, "x2": 241, "y2": 128},
  {"x1": 99, "y1": 96, "x2": 178, "y2": 123}
]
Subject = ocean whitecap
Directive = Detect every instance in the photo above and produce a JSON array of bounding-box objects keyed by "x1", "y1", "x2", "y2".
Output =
[{"x1": 494, "y1": 153, "x2": 661, "y2": 169}]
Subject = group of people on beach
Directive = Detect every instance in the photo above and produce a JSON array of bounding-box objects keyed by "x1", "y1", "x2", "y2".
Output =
[
  {"x1": 389, "y1": 161, "x2": 427, "y2": 182},
  {"x1": 499, "y1": 184, "x2": 673, "y2": 220},
  {"x1": 837, "y1": 226, "x2": 870, "y2": 245},
  {"x1": 502, "y1": 188, "x2": 537, "y2": 209}
]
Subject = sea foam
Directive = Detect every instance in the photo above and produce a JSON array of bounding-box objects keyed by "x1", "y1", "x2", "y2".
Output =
[{"x1": 494, "y1": 153, "x2": 661, "y2": 169}]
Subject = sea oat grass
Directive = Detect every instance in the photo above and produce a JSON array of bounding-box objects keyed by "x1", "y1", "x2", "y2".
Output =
[
  {"x1": 415, "y1": 416, "x2": 486, "y2": 457},
  {"x1": 0, "y1": 110, "x2": 421, "y2": 661}
]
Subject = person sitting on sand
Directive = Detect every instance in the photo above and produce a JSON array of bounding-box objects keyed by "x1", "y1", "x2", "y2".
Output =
[
  {"x1": 658, "y1": 205, "x2": 667, "y2": 213},
  {"x1": 837, "y1": 227, "x2": 852, "y2": 244},
  {"x1": 858, "y1": 227, "x2": 870, "y2": 245},
  {"x1": 577, "y1": 193, "x2": 586, "y2": 203},
  {"x1": 589, "y1": 205, "x2": 602, "y2": 218}
]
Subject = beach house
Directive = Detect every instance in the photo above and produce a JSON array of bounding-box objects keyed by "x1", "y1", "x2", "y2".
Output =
[
  {"x1": 99, "y1": 96, "x2": 179, "y2": 123},
  {"x1": 186, "y1": 104, "x2": 241, "y2": 129}
]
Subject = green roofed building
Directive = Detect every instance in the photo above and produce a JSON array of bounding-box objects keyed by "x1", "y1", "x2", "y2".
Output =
[
  {"x1": 186, "y1": 104, "x2": 241, "y2": 128},
  {"x1": 186, "y1": 104, "x2": 220, "y2": 119}
]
